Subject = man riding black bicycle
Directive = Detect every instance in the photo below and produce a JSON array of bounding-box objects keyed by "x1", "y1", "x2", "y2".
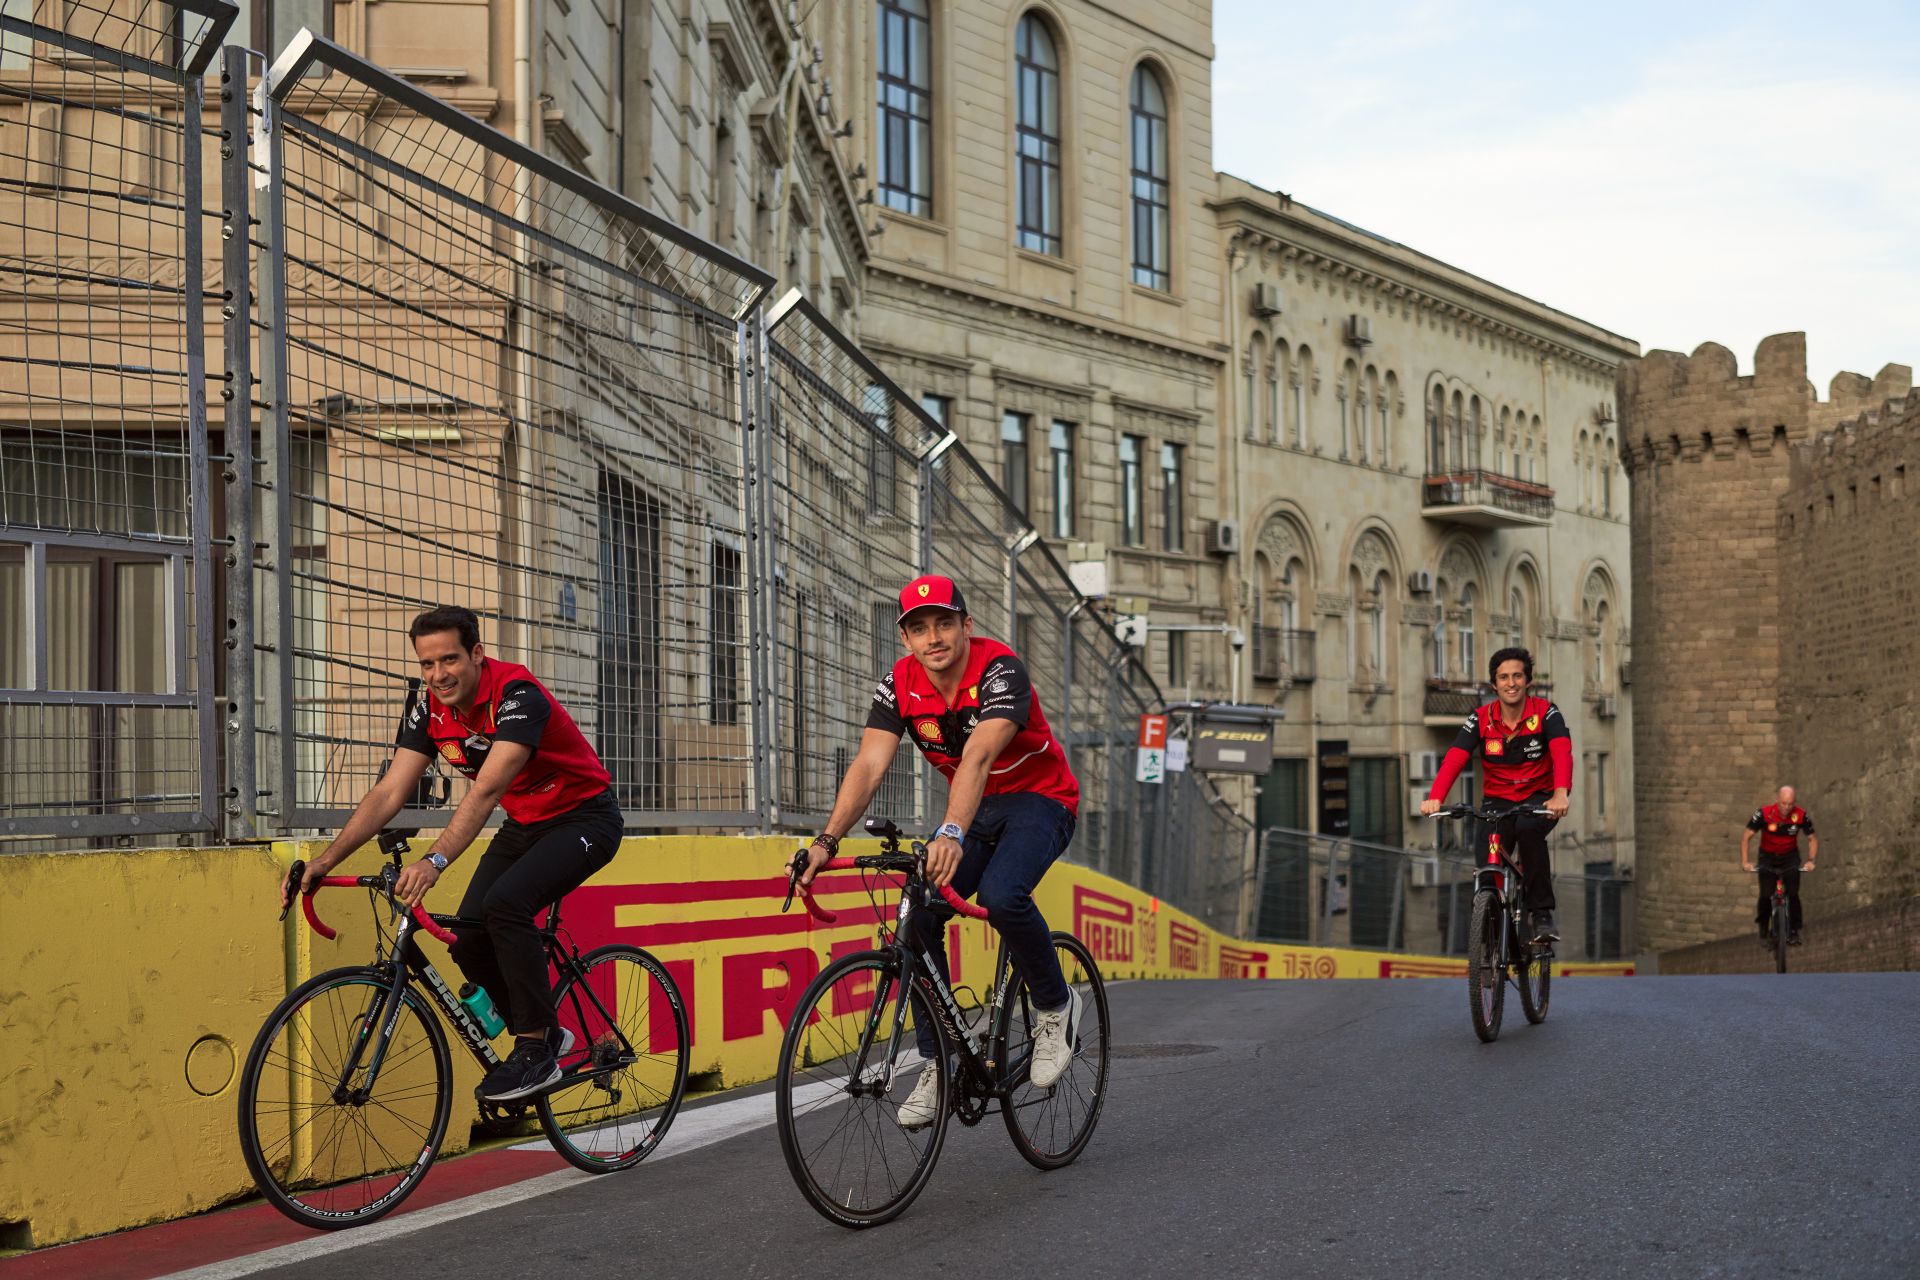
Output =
[
  {"x1": 278, "y1": 605, "x2": 622, "y2": 1103},
  {"x1": 1741, "y1": 785, "x2": 1817, "y2": 946},
  {"x1": 1419, "y1": 647, "x2": 1572, "y2": 942},
  {"x1": 794, "y1": 574, "x2": 1081, "y2": 1127}
]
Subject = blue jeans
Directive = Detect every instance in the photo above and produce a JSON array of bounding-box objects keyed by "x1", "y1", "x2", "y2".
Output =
[{"x1": 907, "y1": 792, "x2": 1076, "y2": 1058}]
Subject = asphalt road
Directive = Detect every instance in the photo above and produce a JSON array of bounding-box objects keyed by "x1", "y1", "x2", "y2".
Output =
[{"x1": 233, "y1": 973, "x2": 1920, "y2": 1280}]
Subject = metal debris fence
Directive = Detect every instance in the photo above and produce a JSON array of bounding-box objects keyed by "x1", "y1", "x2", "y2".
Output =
[{"x1": 0, "y1": 19, "x2": 1254, "y2": 927}]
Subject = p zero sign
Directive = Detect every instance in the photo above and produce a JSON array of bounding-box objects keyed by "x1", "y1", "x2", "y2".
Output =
[{"x1": 1192, "y1": 717, "x2": 1273, "y2": 774}]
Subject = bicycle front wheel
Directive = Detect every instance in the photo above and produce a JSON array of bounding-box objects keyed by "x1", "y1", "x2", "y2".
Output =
[
  {"x1": 538, "y1": 945, "x2": 690, "y2": 1173},
  {"x1": 774, "y1": 950, "x2": 951, "y2": 1228},
  {"x1": 1467, "y1": 891, "x2": 1505, "y2": 1043},
  {"x1": 1773, "y1": 908, "x2": 1790, "y2": 974},
  {"x1": 238, "y1": 966, "x2": 452, "y2": 1229},
  {"x1": 998, "y1": 931, "x2": 1110, "y2": 1170}
]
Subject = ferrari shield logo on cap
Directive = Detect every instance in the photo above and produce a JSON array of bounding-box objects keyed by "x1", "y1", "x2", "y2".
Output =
[{"x1": 917, "y1": 584, "x2": 930, "y2": 598}]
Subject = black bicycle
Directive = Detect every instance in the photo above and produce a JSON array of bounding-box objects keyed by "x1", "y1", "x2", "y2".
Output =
[
  {"x1": 237, "y1": 831, "x2": 690, "y2": 1228},
  {"x1": 1756, "y1": 865, "x2": 1811, "y2": 974},
  {"x1": 1432, "y1": 803, "x2": 1555, "y2": 1042},
  {"x1": 770, "y1": 818, "x2": 1110, "y2": 1228}
]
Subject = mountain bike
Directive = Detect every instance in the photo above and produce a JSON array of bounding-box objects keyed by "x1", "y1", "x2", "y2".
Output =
[
  {"x1": 237, "y1": 830, "x2": 689, "y2": 1229},
  {"x1": 1432, "y1": 803, "x2": 1555, "y2": 1043},
  {"x1": 770, "y1": 817, "x2": 1110, "y2": 1228}
]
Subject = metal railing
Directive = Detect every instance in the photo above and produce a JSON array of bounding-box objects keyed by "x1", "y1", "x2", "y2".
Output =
[
  {"x1": 1253, "y1": 826, "x2": 1634, "y2": 961},
  {"x1": 1251, "y1": 626, "x2": 1315, "y2": 685},
  {"x1": 0, "y1": 0, "x2": 236, "y2": 838},
  {"x1": 1422, "y1": 469, "x2": 1555, "y2": 521},
  {"x1": 0, "y1": 23, "x2": 1255, "y2": 927}
]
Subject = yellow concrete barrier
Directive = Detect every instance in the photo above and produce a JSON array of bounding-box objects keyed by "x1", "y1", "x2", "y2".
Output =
[{"x1": 0, "y1": 834, "x2": 1630, "y2": 1248}]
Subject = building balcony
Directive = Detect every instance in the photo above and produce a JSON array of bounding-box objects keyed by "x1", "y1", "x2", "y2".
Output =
[
  {"x1": 1251, "y1": 627, "x2": 1316, "y2": 686},
  {"x1": 1421, "y1": 470, "x2": 1554, "y2": 527},
  {"x1": 1423, "y1": 679, "x2": 1489, "y2": 726}
]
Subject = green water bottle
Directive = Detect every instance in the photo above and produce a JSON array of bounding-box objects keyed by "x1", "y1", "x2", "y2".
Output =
[{"x1": 458, "y1": 982, "x2": 506, "y2": 1037}]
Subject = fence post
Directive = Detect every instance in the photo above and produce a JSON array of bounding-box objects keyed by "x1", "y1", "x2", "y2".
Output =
[
  {"x1": 741, "y1": 306, "x2": 777, "y2": 831},
  {"x1": 252, "y1": 71, "x2": 293, "y2": 825},
  {"x1": 219, "y1": 45, "x2": 258, "y2": 839}
]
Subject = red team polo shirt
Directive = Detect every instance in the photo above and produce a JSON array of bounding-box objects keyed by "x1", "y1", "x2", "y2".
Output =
[
  {"x1": 1747, "y1": 803, "x2": 1814, "y2": 860},
  {"x1": 866, "y1": 635, "x2": 1080, "y2": 816},
  {"x1": 1428, "y1": 695, "x2": 1574, "y2": 803},
  {"x1": 396, "y1": 657, "x2": 611, "y2": 825}
]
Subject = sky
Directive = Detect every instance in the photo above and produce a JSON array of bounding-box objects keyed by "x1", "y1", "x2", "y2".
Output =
[{"x1": 1212, "y1": 0, "x2": 1920, "y2": 395}]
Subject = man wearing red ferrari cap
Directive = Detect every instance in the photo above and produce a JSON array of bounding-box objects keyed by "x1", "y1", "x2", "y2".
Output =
[{"x1": 796, "y1": 573, "x2": 1081, "y2": 1127}]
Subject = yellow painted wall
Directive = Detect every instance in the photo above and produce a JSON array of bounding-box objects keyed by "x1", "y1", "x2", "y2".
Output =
[{"x1": 0, "y1": 835, "x2": 1631, "y2": 1248}]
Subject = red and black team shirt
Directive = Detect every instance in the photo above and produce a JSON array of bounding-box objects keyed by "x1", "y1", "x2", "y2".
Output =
[
  {"x1": 1747, "y1": 803, "x2": 1813, "y2": 858},
  {"x1": 395, "y1": 657, "x2": 611, "y2": 825},
  {"x1": 865, "y1": 635, "x2": 1080, "y2": 816},
  {"x1": 1427, "y1": 695, "x2": 1574, "y2": 803}
]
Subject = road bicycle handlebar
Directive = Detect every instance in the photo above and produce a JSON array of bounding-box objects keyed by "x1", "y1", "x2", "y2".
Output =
[
  {"x1": 282, "y1": 859, "x2": 460, "y2": 946},
  {"x1": 1428, "y1": 803, "x2": 1556, "y2": 822},
  {"x1": 781, "y1": 849, "x2": 991, "y2": 923}
]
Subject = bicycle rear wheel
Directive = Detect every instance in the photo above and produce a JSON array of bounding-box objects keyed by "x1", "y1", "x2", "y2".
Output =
[
  {"x1": 998, "y1": 932, "x2": 1110, "y2": 1170},
  {"x1": 538, "y1": 945, "x2": 690, "y2": 1173},
  {"x1": 238, "y1": 966, "x2": 452, "y2": 1229},
  {"x1": 1467, "y1": 891, "x2": 1505, "y2": 1043},
  {"x1": 1518, "y1": 940, "x2": 1552, "y2": 1024},
  {"x1": 774, "y1": 950, "x2": 952, "y2": 1228},
  {"x1": 1773, "y1": 906, "x2": 1790, "y2": 974}
]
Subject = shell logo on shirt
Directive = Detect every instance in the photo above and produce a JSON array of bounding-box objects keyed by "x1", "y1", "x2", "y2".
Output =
[
  {"x1": 1485, "y1": 738, "x2": 1505, "y2": 756},
  {"x1": 917, "y1": 720, "x2": 943, "y2": 744},
  {"x1": 1767, "y1": 822, "x2": 1778, "y2": 832},
  {"x1": 438, "y1": 741, "x2": 465, "y2": 766}
]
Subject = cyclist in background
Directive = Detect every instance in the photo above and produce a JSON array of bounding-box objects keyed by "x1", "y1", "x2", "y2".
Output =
[
  {"x1": 1742, "y1": 785, "x2": 1817, "y2": 945},
  {"x1": 793, "y1": 574, "x2": 1082, "y2": 1126},
  {"x1": 278, "y1": 605, "x2": 622, "y2": 1102},
  {"x1": 1419, "y1": 646, "x2": 1573, "y2": 942}
]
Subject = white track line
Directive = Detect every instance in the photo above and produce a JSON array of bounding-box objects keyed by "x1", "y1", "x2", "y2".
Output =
[{"x1": 158, "y1": 1083, "x2": 840, "y2": 1280}]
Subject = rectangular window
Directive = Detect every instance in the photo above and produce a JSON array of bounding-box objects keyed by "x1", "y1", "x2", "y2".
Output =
[
  {"x1": 1000, "y1": 411, "x2": 1030, "y2": 516},
  {"x1": 1167, "y1": 630, "x2": 1186, "y2": 687},
  {"x1": 875, "y1": 0, "x2": 934, "y2": 217},
  {"x1": 1049, "y1": 419, "x2": 1075, "y2": 538},
  {"x1": 708, "y1": 542, "x2": 742, "y2": 725},
  {"x1": 1014, "y1": 19, "x2": 1063, "y2": 255},
  {"x1": 863, "y1": 383, "x2": 897, "y2": 515},
  {"x1": 1160, "y1": 442, "x2": 1184, "y2": 551},
  {"x1": 598, "y1": 470, "x2": 664, "y2": 810},
  {"x1": 1594, "y1": 751, "x2": 1609, "y2": 818},
  {"x1": 1120, "y1": 434, "x2": 1144, "y2": 547},
  {"x1": 919, "y1": 393, "x2": 950, "y2": 430}
]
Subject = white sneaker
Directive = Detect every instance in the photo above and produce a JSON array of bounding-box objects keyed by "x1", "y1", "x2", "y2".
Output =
[
  {"x1": 895, "y1": 1058, "x2": 940, "y2": 1130},
  {"x1": 1028, "y1": 987, "x2": 1082, "y2": 1089}
]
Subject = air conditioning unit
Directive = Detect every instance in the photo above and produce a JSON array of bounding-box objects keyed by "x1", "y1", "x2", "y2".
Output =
[
  {"x1": 1407, "y1": 569, "x2": 1435, "y2": 595},
  {"x1": 1408, "y1": 786, "x2": 1432, "y2": 822},
  {"x1": 1618, "y1": 660, "x2": 1632, "y2": 688},
  {"x1": 1408, "y1": 856, "x2": 1444, "y2": 888},
  {"x1": 1345, "y1": 314, "x2": 1373, "y2": 346},
  {"x1": 1594, "y1": 401, "x2": 1615, "y2": 426},
  {"x1": 1409, "y1": 749, "x2": 1439, "y2": 781},
  {"x1": 1596, "y1": 695, "x2": 1619, "y2": 719},
  {"x1": 1206, "y1": 518, "x2": 1241, "y2": 556},
  {"x1": 1252, "y1": 282, "x2": 1284, "y2": 317}
]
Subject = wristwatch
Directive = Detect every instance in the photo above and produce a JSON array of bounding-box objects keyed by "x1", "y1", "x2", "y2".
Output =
[
  {"x1": 934, "y1": 821, "x2": 965, "y2": 843},
  {"x1": 425, "y1": 852, "x2": 449, "y2": 872}
]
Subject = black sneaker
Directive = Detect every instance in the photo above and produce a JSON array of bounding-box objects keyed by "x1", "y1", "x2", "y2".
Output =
[
  {"x1": 1789, "y1": 930, "x2": 1804, "y2": 946},
  {"x1": 1531, "y1": 911, "x2": 1559, "y2": 943},
  {"x1": 478, "y1": 1037, "x2": 561, "y2": 1102}
]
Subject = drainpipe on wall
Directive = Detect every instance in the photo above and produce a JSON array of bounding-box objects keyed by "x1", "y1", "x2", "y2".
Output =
[{"x1": 1224, "y1": 241, "x2": 1249, "y2": 702}]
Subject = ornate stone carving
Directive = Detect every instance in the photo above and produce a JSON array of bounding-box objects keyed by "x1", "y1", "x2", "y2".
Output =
[{"x1": 1350, "y1": 529, "x2": 1391, "y2": 584}]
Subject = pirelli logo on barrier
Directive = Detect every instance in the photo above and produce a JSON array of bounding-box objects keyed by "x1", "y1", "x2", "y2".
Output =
[
  {"x1": 1074, "y1": 886, "x2": 1140, "y2": 967},
  {"x1": 1217, "y1": 944, "x2": 1269, "y2": 979}
]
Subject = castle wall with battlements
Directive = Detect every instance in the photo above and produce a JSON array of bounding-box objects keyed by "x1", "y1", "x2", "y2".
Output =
[{"x1": 1620, "y1": 333, "x2": 1917, "y2": 950}]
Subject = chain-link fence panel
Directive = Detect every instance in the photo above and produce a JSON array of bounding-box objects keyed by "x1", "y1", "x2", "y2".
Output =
[
  {"x1": 762, "y1": 291, "x2": 936, "y2": 829},
  {"x1": 254, "y1": 32, "x2": 772, "y2": 829},
  {"x1": 0, "y1": 0, "x2": 235, "y2": 840},
  {"x1": 1253, "y1": 826, "x2": 1634, "y2": 960}
]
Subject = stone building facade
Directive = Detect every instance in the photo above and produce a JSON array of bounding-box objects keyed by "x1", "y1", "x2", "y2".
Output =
[
  {"x1": 1214, "y1": 180, "x2": 1638, "y2": 950},
  {"x1": 1618, "y1": 334, "x2": 1913, "y2": 951}
]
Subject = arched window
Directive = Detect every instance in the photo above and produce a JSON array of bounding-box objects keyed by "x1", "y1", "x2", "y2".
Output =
[
  {"x1": 1340, "y1": 360, "x2": 1359, "y2": 460},
  {"x1": 875, "y1": 0, "x2": 933, "y2": 216},
  {"x1": 1496, "y1": 407, "x2": 1510, "y2": 475},
  {"x1": 1468, "y1": 397, "x2": 1483, "y2": 471},
  {"x1": 1459, "y1": 583, "x2": 1478, "y2": 684},
  {"x1": 1243, "y1": 338, "x2": 1259, "y2": 440},
  {"x1": 1603, "y1": 438, "x2": 1614, "y2": 514},
  {"x1": 1431, "y1": 598, "x2": 1448, "y2": 679},
  {"x1": 1014, "y1": 14, "x2": 1063, "y2": 256},
  {"x1": 1578, "y1": 431, "x2": 1590, "y2": 508},
  {"x1": 1380, "y1": 371, "x2": 1397, "y2": 464},
  {"x1": 1427, "y1": 384, "x2": 1445, "y2": 471},
  {"x1": 1593, "y1": 601, "x2": 1610, "y2": 688},
  {"x1": 1294, "y1": 345, "x2": 1313, "y2": 449},
  {"x1": 1447, "y1": 391, "x2": 1464, "y2": 471},
  {"x1": 1509, "y1": 586, "x2": 1525, "y2": 649},
  {"x1": 1357, "y1": 366, "x2": 1374, "y2": 464},
  {"x1": 1128, "y1": 63, "x2": 1170, "y2": 290},
  {"x1": 1267, "y1": 345, "x2": 1283, "y2": 444},
  {"x1": 1370, "y1": 572, "x2": 1389, "y2": 681}
]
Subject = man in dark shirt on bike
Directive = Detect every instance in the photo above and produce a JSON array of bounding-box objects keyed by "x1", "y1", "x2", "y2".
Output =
[
  {"x1": 278, "y1": 605, "x2": 623, "y2": 1102},
  {"x1": 794, "y1": 574, "x2": 1081, "y2": 1127},
  {"x1": 1741, "y1": 785, "x2": 1817, "y2": 945},
  {"x1": 1420, "y1": 647, "x2": 1573, "y2": 942}
]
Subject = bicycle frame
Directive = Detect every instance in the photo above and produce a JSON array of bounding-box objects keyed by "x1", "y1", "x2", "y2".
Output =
[{"x1": 292, "y1": 851, "x2": 640, "y2": 1100}]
